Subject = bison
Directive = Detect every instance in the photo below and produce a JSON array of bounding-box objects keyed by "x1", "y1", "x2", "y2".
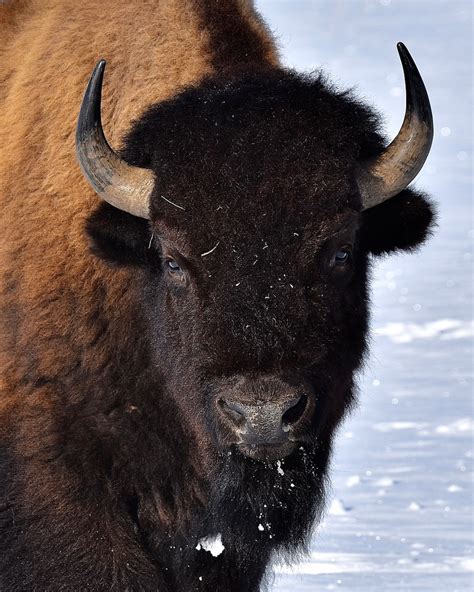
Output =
[{"x1": 0, "y1": 1, "x2": 435, "y2": 590}]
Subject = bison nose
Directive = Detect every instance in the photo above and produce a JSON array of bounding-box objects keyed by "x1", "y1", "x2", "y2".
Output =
[{"x1": 219, "y1": 396, "x2": 308, "y2": 445}]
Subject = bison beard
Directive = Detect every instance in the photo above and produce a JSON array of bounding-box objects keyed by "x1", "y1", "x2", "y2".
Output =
[
  {"x1": 0, "y1": 1, "x2": 436, "y2": 591},
  {"x1": 150, "y1": 446, "x2": 328, "y2": 591}
]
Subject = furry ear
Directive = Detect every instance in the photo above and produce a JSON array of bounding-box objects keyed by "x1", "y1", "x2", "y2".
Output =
[
  {"x1": 85, "y1": 203, "x2": 155, "y2": 267},
  {"x1": 359, "y1": 188, "x2": 437, "y2": 256}
]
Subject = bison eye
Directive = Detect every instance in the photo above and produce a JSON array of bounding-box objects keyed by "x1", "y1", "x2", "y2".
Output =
[
  {"x1": 164, "y1": 257, "x2": 187, "y2": 285},
  {"x1": 332, "y1": 246, "x2": 352, "y2": 268},
  {"x1": 166, "y1": 259, "x2": 182, "y2": 273}
]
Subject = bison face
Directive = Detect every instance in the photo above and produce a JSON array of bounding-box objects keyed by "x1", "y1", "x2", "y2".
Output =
[
  {"x1": 85, "y1": 67, "x2": 435, "y2": 465},
  {"x1": 139, "y1": 204, "x2": 365, "y2": 463},
  {"x1": 89, "y1": 195, "x2": 366, "y2": 463}
]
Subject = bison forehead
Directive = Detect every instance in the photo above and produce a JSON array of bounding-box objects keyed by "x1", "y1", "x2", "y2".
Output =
[{"x1": 123, "y1": 69, "x2": 383, "y2": 227}]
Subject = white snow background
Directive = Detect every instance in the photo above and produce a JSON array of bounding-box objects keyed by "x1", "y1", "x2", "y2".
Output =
[{"x1": 253, "y1": 1, "x2": 473, "y2": 590}]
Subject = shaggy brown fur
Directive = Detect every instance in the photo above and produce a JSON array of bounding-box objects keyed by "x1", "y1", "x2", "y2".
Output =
[{"x1": 0, "y1": 2, "x2": 434, "y2": 591}]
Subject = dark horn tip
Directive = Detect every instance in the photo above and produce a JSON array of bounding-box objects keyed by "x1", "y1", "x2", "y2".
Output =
[
  {"x1": 77, "y1": 60, "x2": 107, "y2": 143},
  {"x1": 93, "y1": 59, "x2": 107, "y2": 83},
  {"x1": 396, "y1": 41, "x2": 408, "y2": 55},
  {"x1": 396, "y1": 42, "x2": 419, "y2": 76},
  {"x1": 91, "y1": 59, "x2": 107, "y2": 77},
  {"x1": 86, "y1": 59, "x2": 107, "y2": 107},
  {"x1": 396, "y1": 42, "x2": 433, "y2": 126}
]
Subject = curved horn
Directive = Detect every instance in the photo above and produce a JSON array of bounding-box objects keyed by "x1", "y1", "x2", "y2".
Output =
[
  {"x1": 76, "y1": 60, "x2": 154, "y2": 219},
  {"x1": 357, "y1": 43, "x2": 433, "y2": 210}
]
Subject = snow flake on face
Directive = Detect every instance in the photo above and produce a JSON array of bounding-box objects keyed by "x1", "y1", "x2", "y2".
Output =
[
  {"x1": 276, "y1": 460, "x2": 285, "y2": 476},
  {"x1": 196, "y1": 533, "x2": 225, "y2": 557}
]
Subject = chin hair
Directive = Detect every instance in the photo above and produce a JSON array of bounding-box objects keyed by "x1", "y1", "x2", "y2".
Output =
[{"x1": 200, "y1": 441, "x2": 331, "y2": 561}]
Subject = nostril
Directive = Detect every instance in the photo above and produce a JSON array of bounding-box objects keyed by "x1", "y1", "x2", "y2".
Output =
[{"x1": 282, "y1": 395, "x2": 308, "y2": 427}]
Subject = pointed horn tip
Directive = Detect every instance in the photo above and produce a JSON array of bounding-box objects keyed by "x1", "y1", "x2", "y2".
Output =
[
  {"x1": 396, "y1": 41, "x2": 433, "y2": 126},
  {"x1": 94, "y1": 58, "x2": 107, "y2": 70},
  {"x1": 84, "y1": 60, "x2": 107, "y2": 95},
  {"x1": 397, "y1": 42, "x2": 410, "y2": 63},
  {"x1": 396, "y1": 42, "x2": 418, "y2": 73},
  {"x1": 396, "y1": 41, "x2": 407, "y2": 54},
  {"x1": 95, "y1": 59, "x2": 107, "y2": 74},
  {"x1": 77, "y1": 60, "x2": 107, "y2": 141},
  {"x1": 89, "y1": 59, "x2": 107, "y2": 86}
]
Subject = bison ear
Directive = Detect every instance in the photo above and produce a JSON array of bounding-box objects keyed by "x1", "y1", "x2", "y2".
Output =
[
  {"x1": 359, "y1": 188, "x2": 437, "y2": 256},
  {"x1": 85, "y1": 202, "x2": 155, "y2": 267}
]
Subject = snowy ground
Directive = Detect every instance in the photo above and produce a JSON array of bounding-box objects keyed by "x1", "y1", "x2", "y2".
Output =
[{"x1": 253, "y1": 1, "x2": 473, "y2": 590}]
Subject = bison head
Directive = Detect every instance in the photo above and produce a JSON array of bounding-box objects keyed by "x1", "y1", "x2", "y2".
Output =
[{"x1": 77, "y1": 45, "x2": 435, "y2": 542}]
